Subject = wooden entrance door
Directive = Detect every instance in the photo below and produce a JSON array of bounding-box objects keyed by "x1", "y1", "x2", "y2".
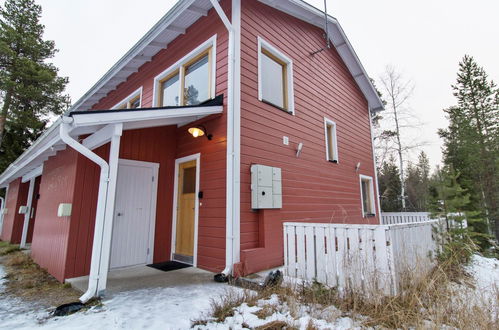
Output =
[{"x1": 174, "y1": 159, "x2": 197, "y2": 264}]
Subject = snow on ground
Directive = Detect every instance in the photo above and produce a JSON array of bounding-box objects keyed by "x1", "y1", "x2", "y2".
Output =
[
  {"x1": 1, "y1": 254, "x2": 498, "y2": 330},
  {"x1": 0, "y1": 264, "x2": 239, "y2": 330},
  {"x1": 195, "y1": 293, "x2": 362, "y2": 330}
]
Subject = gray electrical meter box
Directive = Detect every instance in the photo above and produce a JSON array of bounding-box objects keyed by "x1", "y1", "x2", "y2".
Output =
[{"x1": 251, "y1": 164, "x2": 282, "y2": 209}]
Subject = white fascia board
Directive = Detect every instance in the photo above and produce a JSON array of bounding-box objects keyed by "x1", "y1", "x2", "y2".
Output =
[
  {"x1": 68, "y1": 0, "x2": 201, "y2": 113},
  {"x1": 257, "y1": 0, "x2": 384, "y2": 112},
  {"x1": 21, "y1": 165, "x2": 43, "y2": 183},
  {"x1": 0, "y1": 118, "x2": 62, "y2": 187},
  {"x1": 70, "y1": 106, "x2": 223, "y2": 128}
]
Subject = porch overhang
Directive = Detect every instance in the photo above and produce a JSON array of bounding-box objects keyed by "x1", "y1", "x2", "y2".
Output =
[{"x1": 0, "y1": 99, "x2": 223, "y2": 188}]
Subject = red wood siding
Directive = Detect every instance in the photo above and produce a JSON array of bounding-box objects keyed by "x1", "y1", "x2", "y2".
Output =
[
  {"x1": 56, "y1": 0, "x2": 231, "y2": 278},
  {"x1": 0, "y1": 178, "x2": 29, "y2": 243},
  {"x1": 238, "y1": 1, "x2": 380, "y2": 271},
  {"x1": 31, "y1": 148, "x2": 79, "y2": 282}
]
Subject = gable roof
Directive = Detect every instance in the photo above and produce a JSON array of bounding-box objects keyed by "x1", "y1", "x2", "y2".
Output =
[{"x1": 69, "y1": 0, "x2": 384, "y2": 114}]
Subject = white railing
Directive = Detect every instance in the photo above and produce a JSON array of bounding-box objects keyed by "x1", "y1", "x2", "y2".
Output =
[
  {"x1": 283, "y1": 221, "x2": 439, "y2": 295},
  {"x1": 381, "y1": 212, "x2": 432, "y2": 224}
]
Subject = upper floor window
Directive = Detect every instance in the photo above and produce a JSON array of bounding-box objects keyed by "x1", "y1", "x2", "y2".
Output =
[
  {"x1": 324, "y1": 118, "x2": 338, "y2": 162},
  {"x1": 113, "y1": 87, "x2": 142, "y2": 109},
  {"x1": 257, "y1": 37, "x2": 294, "y2": 114},
  {"x1": 155, "y1": 36, "x2": 216, "y2": 107},
  {"x1": 359, "y1": 175, "x2": 376, "y2": 217}
]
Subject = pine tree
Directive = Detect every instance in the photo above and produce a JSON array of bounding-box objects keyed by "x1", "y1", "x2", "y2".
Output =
[
  {"x1": 439, "y1": 55, "x2": 499, "y2": 241},
  {"x1": 378, "y1": 156, "x2": 402, "y2": 212},
  {"x1": 429, "y1": 166, "x2": 490, "y2": 250},
  {"x1": 0, "y1": 0, "x2": 69, "y2": 172},
  {"x1": 405, "y1": 151, "x2": 431, "y2": 211}
]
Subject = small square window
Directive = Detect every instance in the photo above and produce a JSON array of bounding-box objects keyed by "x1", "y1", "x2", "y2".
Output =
[
  {"x1": 360, "y1": 175, "x2": 375, "y2": 217},
  {"x1": 324, "y1": 118, "x2": 338, "y2": 162},
  {"x1": 258, "y1": 37, "x2": 294, "y2": 114}
]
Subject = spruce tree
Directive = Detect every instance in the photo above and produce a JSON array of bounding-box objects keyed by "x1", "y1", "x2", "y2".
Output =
[
  {"x1": 0, "y1": 0, "x2": 69, "y2": 173},
  {"x1": 378, "y1": 156, "x2": 402, "y2": 212},
  {"x1": 439, "y1": 55, "x2": 499, "y2": 241},
  {"x1": 405, "y1": 151, "x2": 431, "y2": 211}
]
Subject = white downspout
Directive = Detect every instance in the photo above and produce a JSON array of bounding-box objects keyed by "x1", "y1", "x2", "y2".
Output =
[
  {"x1": 0, "y1": 192, "x2": 5, "y2": 234},
  {"x1": 20, "y1": 178, "x2": 36, "y2": 248},
  {"x1": 209, "y1": 0, "x2": 241, "y2": 276},
  {"x1": 60, "y1": 119, "x2": 110, "y2": 303}
]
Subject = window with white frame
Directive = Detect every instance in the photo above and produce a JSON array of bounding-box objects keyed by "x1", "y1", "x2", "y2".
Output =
[
  {"x1": 324, "y1": 118, "x2": 338, "y2": 162},
  {"x1": 154, "y1": 36, "x2": 216, "y2": 107},
  {"x1": 113, "y1": 87, "x2": 142, "y2": 110},
  {"x1": 359, "y1": 175, "x2": 376, "y2": 217},
  {"x1": 258, "y1": 37, "x2": 294, "y2": 114}
]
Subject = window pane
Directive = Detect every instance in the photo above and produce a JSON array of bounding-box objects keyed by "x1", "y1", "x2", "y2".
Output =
[
  {"x1": 130, "y1": 97, "x2": 140, "y2": 109},
  {"x1": 162, "y1": 74, "x2": 180, "y2": 106},
  {"x1": 261, "y1": 52, "x2": 285, "y2": 108},
  {"x1": 361, "y1": 179, "x2": 371, "y2": 214},
  {"x1": 183, "y1": 167, "x2": 196, "y2": 194},
  {"x1": 327, "y1": 124, "x2": 334, "y2": 160},
  {"x1": 184, "y1": 55, "x2": 209, "y2": 105}
]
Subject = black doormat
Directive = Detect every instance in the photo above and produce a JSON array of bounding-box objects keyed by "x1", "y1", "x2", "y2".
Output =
[{"x1": 147, "y1": 261, "x2": 191, "y2": 272}]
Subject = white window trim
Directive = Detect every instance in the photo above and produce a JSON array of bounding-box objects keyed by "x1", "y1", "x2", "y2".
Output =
[
  {"x1": 111, "y1": 87, "x2": 143, "y2": 109},
  {"x1": 152, "y1": 35, "x2": 217, "y2": 107},
  {"x1": 257, "y1": 36, "x2": 294, "y2": 115},
  {"x1": 359, "y1": 174, "x2": 376, "y2": 217},
  {"x1": 324, "y1": 117, "x2": 338, "y2": 163}
]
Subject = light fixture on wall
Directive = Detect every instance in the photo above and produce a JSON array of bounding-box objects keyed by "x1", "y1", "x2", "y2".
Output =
[{"x1": 188, "y1": 125, "x2": 212, "y2": 140}]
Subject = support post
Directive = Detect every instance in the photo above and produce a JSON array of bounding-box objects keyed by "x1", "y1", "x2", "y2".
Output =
[
  {"x1": 20, "y1": 178, "x2": 35, "y2": 248},
  {"x1": 97, "y1": 124, "x2": 122, "y2": 295}
]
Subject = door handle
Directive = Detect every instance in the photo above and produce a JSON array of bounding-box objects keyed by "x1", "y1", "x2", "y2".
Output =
[{"x1": 117, "y1": 212, "x2": 124, "y2": 217}]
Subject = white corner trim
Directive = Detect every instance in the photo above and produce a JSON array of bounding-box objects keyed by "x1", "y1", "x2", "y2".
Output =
[
  {"x1": 359, "y1": 174, "x2": 376, "y2": 217},
  {"x1": 257, "y1": 36, "x2": 295, "y2": 114},
  {"x1": 323, "y1": 117, "x2": 338, "y2": 163},
  {"x1": 111, "y1": 87, "x2": 143, "y2": 109},
  {"x1": 152, "y1": 35, "x2": 218, "y2": 107},
  {"x1": 171, "y1": 153, "x2": 201, "y2": 267}
]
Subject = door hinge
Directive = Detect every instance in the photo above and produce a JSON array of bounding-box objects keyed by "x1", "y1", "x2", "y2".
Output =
[
  {"x1": 152, "y1": 176, "x2": 155, "y2": 182},
  {"x1": 147, "y1": 248, "x2": 150, "y2": 255}
]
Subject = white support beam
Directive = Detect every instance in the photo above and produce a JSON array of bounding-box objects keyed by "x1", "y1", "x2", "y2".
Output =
[
  {"x1": 21, "y1": 165, "x2": 43, "y2": 183},
  {"x1": 187, "y1": 5, "x2": 208, "y2": 16},
  {"x1": 148, "y1": 41, "x2": 166, "y2": 48},
  {"x1": 82, "y1": 124, "x2": 122, "y2": 150},
  {"x1": 97, "y1": 124, "x2": 122, "y2": 295},
  {"x1": 167, "y1": 25, "x2": 186, "y2": 34}
]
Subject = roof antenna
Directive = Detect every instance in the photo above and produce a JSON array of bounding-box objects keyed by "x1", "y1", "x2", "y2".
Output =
[{"x1": 310, "y1": 0, "x2": 331, "y2": 55}]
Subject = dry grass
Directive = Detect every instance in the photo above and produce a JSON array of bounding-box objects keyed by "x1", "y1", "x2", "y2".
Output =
[
  {"x1": 254, "y1": 320, "x2": 298, "y2": 330},
  {"x1": 0, "y1": 250, "x2": 81, "y2": 308},
  {"x1": 195, "y1": 247, "x2": 498, "y2": 329},
  {"x1": 0, "y1": 241, "x2": 20, "y2": 255}
]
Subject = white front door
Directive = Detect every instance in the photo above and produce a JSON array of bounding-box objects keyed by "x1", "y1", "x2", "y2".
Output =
[{"x1": 110, "y1": 159, "x2": 159, "y2": 269}]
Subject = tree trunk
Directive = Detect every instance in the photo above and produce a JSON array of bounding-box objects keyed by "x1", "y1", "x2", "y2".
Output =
[{"x1": 391, "y1": 93, "x2": 405, "y2": 210}]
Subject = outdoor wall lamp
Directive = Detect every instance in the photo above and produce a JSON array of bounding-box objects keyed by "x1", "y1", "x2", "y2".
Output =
[{"x1": 188, "y1": 125, "x2": 212, "y2": 140}]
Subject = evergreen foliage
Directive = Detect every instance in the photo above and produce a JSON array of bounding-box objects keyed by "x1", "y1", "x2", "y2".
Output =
[
  {"x1": 0, "y1": 0, "x2": 69, "y2": 173},
  {"x1": 439, "y1": 55, "x2": 499, "y2": 241},
  {"x1": 378, "y1": 156, "x2": 402, "y2": 212},
  {"x1": 405, "y1": 151, "x2": 430, "y2": 211}
]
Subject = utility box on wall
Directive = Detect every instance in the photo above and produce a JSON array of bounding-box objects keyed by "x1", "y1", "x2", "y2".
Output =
[{"x1": 251, "y1": 164, "x2": 282, "y2": 209}]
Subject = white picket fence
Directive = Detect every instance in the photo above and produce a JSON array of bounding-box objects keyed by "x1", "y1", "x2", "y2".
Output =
[
  {"x1": 381, "y1": 212, "x2": 432, "y2": 224},
  {"x1": 283, "y1": 221, "x2": 439, "y2": 295}
]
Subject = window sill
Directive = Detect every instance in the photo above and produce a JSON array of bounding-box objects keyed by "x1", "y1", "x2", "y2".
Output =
[
  {"x1": 328, "y1": 159, "x2": 338, "y2": 164},
  {"x1": 261, "y1": 99, "x2": 293, "y2": 115},
  {"x1": 363, "y1": 213, "x2": 376, "y2": 218}
]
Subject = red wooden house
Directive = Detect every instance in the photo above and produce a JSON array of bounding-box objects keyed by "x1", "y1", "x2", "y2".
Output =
[{"x1": 0, "y1": 0, "x2": 383, "y2": 302}]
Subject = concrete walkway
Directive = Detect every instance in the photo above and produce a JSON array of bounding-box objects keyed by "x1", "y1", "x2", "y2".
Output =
[{"x1": 67, "y1": 266, "x2": 216, "y2": 296}]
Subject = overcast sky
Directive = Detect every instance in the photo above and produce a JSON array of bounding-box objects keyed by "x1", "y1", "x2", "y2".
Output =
[{"x1": 32, "y1": 0, "x2": 499, "y2": 168}]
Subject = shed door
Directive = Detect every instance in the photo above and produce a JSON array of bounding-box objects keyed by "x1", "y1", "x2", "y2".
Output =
[{"x1": 110, "y1": 160, "x2": 158, "y2": 269}]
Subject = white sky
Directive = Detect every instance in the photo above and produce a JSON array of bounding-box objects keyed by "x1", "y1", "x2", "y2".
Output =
[{"x1": 29, "y1": 0, "x2": 499, "y2": 167}]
